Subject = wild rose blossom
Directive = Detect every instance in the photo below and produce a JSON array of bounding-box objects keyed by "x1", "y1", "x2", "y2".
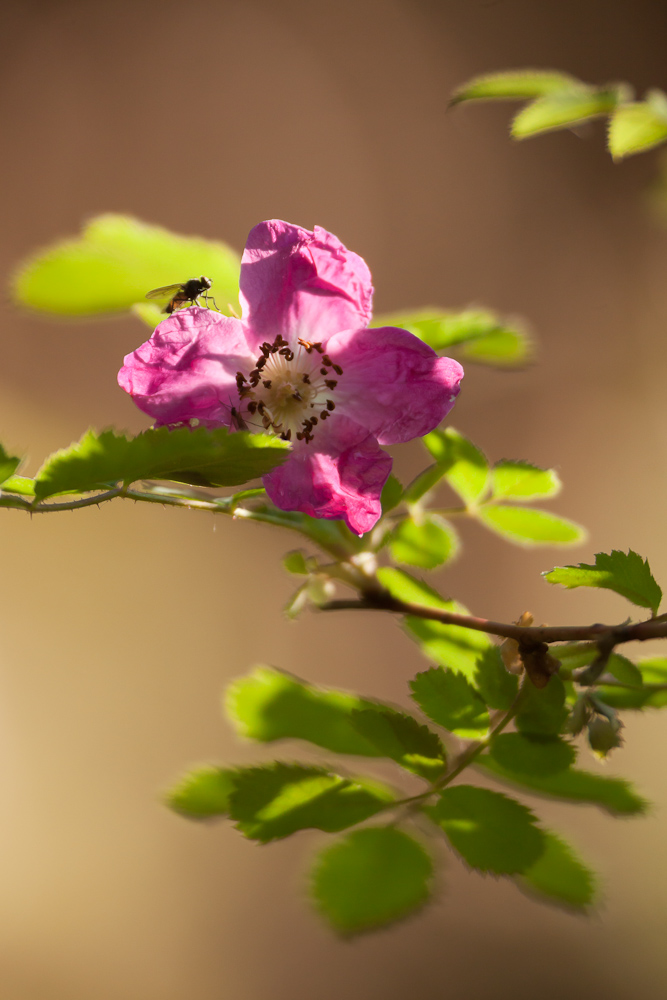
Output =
[{"x1": 118, "y1": 220, "x2": 464, "y2": 534}]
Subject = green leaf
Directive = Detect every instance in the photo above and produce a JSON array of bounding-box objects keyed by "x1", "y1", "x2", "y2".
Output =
[
  {"x1": 423, "y1": 427, "x2": 489, "y2": 505},
  {"x1": 312, "y1": 827, "x2": 434, "y2": 935},
  {"x1": 380, "y1": 473, "x2": 403, "y2": 514},
  {"x1": 228, "y1": 764, "x2": 395, "y2": 842},
  {"x1": 350, "y1": 708, "x2": 446, "y2": 779},
  {"x1": 544, "y1": 549, "x2": 662, "y2": 615},
  {"x1": 608, "y1": 93, "x2": 667, "y2": 160},
  {"x1": 489, "y1": 733, "x2": 576, "y2": 776},
  {"x1": 473, "y1": 646, "x2": 519, "y2": 710},
  {"x1": 33, "y1": 426, "x2": 290, "y2": 499},
  {"x1": 282, "y1": 550, "x2": 309, "y2": 575},
  {"x1": 389, "y1": 515, "x2": 459, "y2": 569},
  {"x1": 598, "y1": 656, "x2": 667, "y2": 709},
  {"x1": 476, "y1": 757, "x2": 649, "y2": 815},
  {"x1": 428, "y1": 785, "x2": 544, "y2": 875},
  {"x1": 373, "y1": 308, "x2": 531, "y2": 366},
  {"x1": 12, "y1": 214, "x2": 241, "y2": 317},
  {"x1": 450, "y1": 69, "x2": 581, "y2": 105},
  {"x1": 490, "y1": 461, "x2": 561, "y2": 501},
  {"x1": 511, "y1": 87, "x2": 621, "y2": 139},
  {"x1": 478, "y1": 505, "x2": 585, "y2": 546},
  {"x1": 516, "y1": 675, "x2": 568, "y2": 736},
  {"x1": 376, "y1": 566, "x2": 450, "y2": 610},
  {"x1": 165, "y1": 765, "x2": 235, "y2": 819},
  {"x1": 226, "y1": 666, "x2": 384, "y2": 757},
  {"x1": 130, "y1": 301, "x2": 165, "y2": 328},
  {"x1": 410, "y1": 668, "x2": 489, "y2": 738},
  {"x1": 517, "y1": 831, "x2": 597, "y2": 910},
  {"x1": 606, "y1": 653, "x2": 643, "y2": 687},
  {"x1": 0, "y1": 475, "x2": 35, "y2": 496},
  {"x1": 406, "y1": 606, "x2": 492, "y2": 681},
  {"x1": 0, "y1": 443, "x2": 20, "y2": 485}
]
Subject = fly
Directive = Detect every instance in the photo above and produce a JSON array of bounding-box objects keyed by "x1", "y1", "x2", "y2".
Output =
[{"x1": 145, "y1": 276, "x2": 219, "y2": 314}]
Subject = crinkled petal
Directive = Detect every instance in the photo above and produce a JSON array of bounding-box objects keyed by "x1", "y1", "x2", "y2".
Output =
[
  {"x1": 118, "y1": 307, "x2": 252, "y2": 427},
  {"x1": 262, "y1": 414, "x2": 391, "y2": 535},
  {"x1": 239, "y1": 220, "x2": 373, "y2": 352},
  {"x1": 325, "y1": 326, "x2": 464, "y2": 445}
]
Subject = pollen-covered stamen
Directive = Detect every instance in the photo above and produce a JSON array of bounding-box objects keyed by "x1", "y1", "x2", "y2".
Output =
[{"x1": 235, "y1": 335, "x2": 343, "y2": 442}]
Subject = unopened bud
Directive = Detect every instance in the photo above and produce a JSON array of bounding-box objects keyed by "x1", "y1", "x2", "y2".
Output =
[{"x1": 587, "y1": 714, "x2": 624, "y2": 758}]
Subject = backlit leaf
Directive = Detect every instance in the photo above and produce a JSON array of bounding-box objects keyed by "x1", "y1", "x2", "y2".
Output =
[
  {"x1": 459, "y1": 326, "x2": 532, "y2": 367},
  {"x1": 406, "y1": 605, "x2": 491, "y2": 681},
  {"x1": 516, "y1": 675, "x2": 569, "y2": 736},
  {"x1": 165, "y1": 765, "x2": 235, "y2": 819},
  {"x1": 511, "y1": 87, "x2": 621, "y2": 139},
  {"x1": 312, "y1": 827, "x2": 434, "y2": 935},
  {"x1": 376, "y1": 566, "x2": 450, "y2": 610},
  {"x1": 226, "y1": 666, "x2": 384, "y2": 757},
  {"x1": 517, "y1": 831, "x2": 597, "y2": 909},
  {"x1": 0, "y1": 444, "x2": 20, "y2": 485},
  {"x1": 423, "y1": 427, "x2": 489, "y2": 505},
  {"x1": 228, "y1": 764, "x2": 395, "y2": 842},
  {"x1": 1, "y1": 475, "x2": 35, "y2": 496},
  {"x1": 12, "y1": 214, "x2": 241, "y2": 317},
  {"x1": 544, "y1": 549, "x2": 662, "y2": 615},
  {"x1": 429, "y1": 785, "x2": 544, "y2": 875},
  {"x1": 490, "y1": 461, "x2": 561, "y2": 501},
  {"x1": 489, "y1": 732, "x2": 576, "y2": 776},
  {"x1": 350, "y1": 708, "x2": 447, "y2": 779},
  {"x1": 608, "y1": 93, "x2": 667, "y2": 160},
  {"x1": 33, "y1": 426, "x2": 290, "y2": 498},
  {"x1": 478, "y1": 505, "x2": 585, "y2": 546},
  {"x1": 373, "y1": 308, "x2": 531, "y2": 366},
  {"x1": 450, "y1": 69, "x2": 580, "y2": 105},
  {"x1": 389, "y1": 515, "x2": 459, "y2": 569},
  {"x1": 410, "y1": 668, "x2": 489, "y2": 738},
  {"x1": 477, "y1": 757, "x2": 648, "y2": 815}
]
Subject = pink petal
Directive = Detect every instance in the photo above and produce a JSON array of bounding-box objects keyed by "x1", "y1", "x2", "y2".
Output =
[
  {"x1": 118, "y1": 307, "x2": 251, "y2": 427},
  {"x1": 262, "y1": 415, "x2": 391, "y2": 535},
  {"x1": 325, "y1": 326, "x2": 464, "y2": 445},
  {"x1": 239, "y1": 220, "x2": 374, "y2": 353}
]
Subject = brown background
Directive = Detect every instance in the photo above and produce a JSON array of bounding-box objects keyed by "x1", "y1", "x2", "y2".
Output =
[{"x1": 1, "y1": 1, "x2": 667, "y2": 997}]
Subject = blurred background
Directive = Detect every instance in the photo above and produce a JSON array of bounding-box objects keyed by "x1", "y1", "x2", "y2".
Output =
[{"x1": 1, "y1": 0, "x2": 667, "y2": 997}]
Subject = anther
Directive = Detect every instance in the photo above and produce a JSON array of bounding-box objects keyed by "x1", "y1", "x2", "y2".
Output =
[
  {"x1": 320, "y1": 367, "x2": 328, "y2": 376},
  {"x1": 326, "y1": 399, "x2": 335, "y2": 411},
  {"x1": 332, "y1": 364, "x2": 343, "y2": 376},
  {"x1": 325, "y1": 379, "x2": 337, "y2": 389},
  {"x1": 263, "y1": 380, "x2": 272, "y2": 388},
  {"x1": 322, "y1": 355, "x2": 333, "y2": 366}
]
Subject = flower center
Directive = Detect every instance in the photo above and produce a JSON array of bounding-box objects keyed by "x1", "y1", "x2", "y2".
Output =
[{"x1": 235, "y1": 336, "x2": 343, "y2": 443}]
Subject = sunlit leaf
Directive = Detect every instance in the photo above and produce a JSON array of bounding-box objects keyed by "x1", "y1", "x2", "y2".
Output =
[
  {"x1": 490, "y1": 461, "x2": 561, "y2": 501},
  {"x1": 489, "y1": 732, "x2": 576, "y2": 776},
  {"x1": 376, "y1": 566, "x2": 450, "y2": 610},
  {"x1": 12, "y1": 214, "x2": 241, "y2": 317},
  {"x1": 476, "y1": 757, "x2": 648, "y2": 815},
  {"x1": 478, "y1": 505, "x2": 585, "y2": 546},
  {"x1": 165, "y1": 765, "x2": 235, "y2": 819},
  {"x1": 544, "y1": 549, "x2": 662, "y2": 615},
  {"x1": 406, "y1": 605, "x2": 491, "y2": 682},
  {"x1": 228, "y1": 764, "x2": 395, "y2": 842},
  {"x1": 410, "y1": 668, "x2": 489, "y2": 738},
  {"x1": 423, "y1": 427, "x2": 489, "y2": 505},
  {"x1": 389, "y1": 515, "x2": 459, "y2": 569},
  {"x1": 450, "y1": 69, "x2": 580, "y2": 105},
  {"x1": 429, "y1": 785, "x2": 544, "y2": 875},
  {"x1": 511, "y1": 86, "x2": 621, "y2": 139},
  {"x1": 226, "y1": 666, "x2": 384, "y2": 757},
  {"x1": 598, "y1": 656, "x2": 667, "y2": 709},
  {"x1": 0, "y1": 443, "x2": 20, "y2": 486},
  {"x1": 33, "y1": 426, "x2": 289, "y2": 499},
  {"x1": 373, "y1": 308, "x2": 531, "y2": 366},
  {"x1": 517, "y1": 831, "x2": 597, "y2": 909},
  {"x1": 459, "y1": 326, "x2": 532, "y2": 367},
  {"x1": 0, "y1": 475, "x2": 35, "y2": 496},
  {"x1": 350, "y1": 708, "x2": 447, "y2": 779},
  {"x1": 312, "y1": 827, "x2": 434, "y2": 935},
  {"x1": 608, "y1": 92, "x2": 667, "y2": 160}
]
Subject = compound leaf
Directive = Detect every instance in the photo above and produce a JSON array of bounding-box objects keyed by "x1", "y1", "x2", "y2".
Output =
[
  {"x1": 376, "y1": 566, "x2": 450, "y2": 610},
  {"x1": 516, "y1": 675, "x2": 569, "y2": 736},
  {"x1": 312, "y1": 827, "x2": 434, "y2": 935},
  {"x1": 228, "y1": 764, "x2": 395, "y2": 842},
  {"x1": 429, "y1": 785, "x2": 544, "y2": 875},
  {"x1": 410, "y1": 668, "x2": 489, "y2": 738},
  {"x1": 511, "y1": 87, "x2": 621, "y2": 138},
  {"x1": 544, "y1": 549, "x2": 661, "y2": 615},
  {"x1": 0, "y1": 443, "x2": 20, "y2": 485}
]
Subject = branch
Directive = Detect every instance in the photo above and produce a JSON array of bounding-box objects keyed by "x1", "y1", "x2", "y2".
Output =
[{"x1": 318, "y1": 593, "x2": 667, "y2": 645}]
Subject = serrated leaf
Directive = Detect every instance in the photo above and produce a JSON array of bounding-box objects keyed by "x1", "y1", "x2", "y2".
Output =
[
  {"x1": 228, "y1": 764, "x2": 395, "y2": 842},
  {"x1": 406, "y1": 606, "x2": 492, "y2": 681},
  {"x1": 598, "y1": 657, "x2": 667, "y2": 708},
  {"x1": 473, "y1": 646, "x2": 519, "y2": 710},
  {"x1": 0, "y1": 443, "x2": 20, "y2": 485},
  {"x1": 429, "y1": 785, "x2": 544, "y2": 875},
  {"x1": 226, "y1": 666, "x2": 384, "y2": 757},
  {"x1": 381, "y1": 473, "x2": 403, "y2": 514},
  {"x1": 376, "y1": 566, "x2": 450, "y2": 610},
  {"x1": 423, "y1": 427, "x2": 489, "y2": 505},
  {"x1": 312, "y1": 827, "x2": 434, "y2": 935},
  {"x1": 511, "y1": 87, "x2": 621, "y2": 139},
  {"x1": 373, "y1": 308, "x2": 530, "y2": 367},
  {"x1": 517, "y1": 831, "x2": 597, "y2": 909},
  {"x1": 479, "y1": 505, "x2": 585, "y2": 546},
  {"x1": 165, "y1": 765, "x2": 235, "y2": 819},
  {"x1": 544, "y1": 549, "x2": 661, "y2": 615},
  {"x1": 389, "y1": 515, "x2": 459, "y2": 569},
  {"x1": 350, "y1": 708, "x2": 446, "y2": 779},
  {"x1": 410, "y1": 668, "x2": 489, "y2": 738},
  {"x1": 476, "y1": 757, "x2": 648, "y2": 815},
  {"x1": 12, "y1": 214, "x2": 241, "y2": 317},
  {"x1": 491, "y1": 461, "x2": 561, "y2": 501},
  {"x1": 450, "y1": 69, "x2": 580, "y2": 105},
  {"x1": 489, "y1": 733, "x2": 576, "y2": 776},
  {"x1": 606, "y1": 653, "x2": 642, "y2": 687},
  {"x1": 516, "y1": 675, "x2": 568, "y2": 736},
  {"x1": 609, "y1": 94, "x2": 667, "y2": 160},
  {"x1": 33, "y1": 426, "x2": 290, "y2": 499}
]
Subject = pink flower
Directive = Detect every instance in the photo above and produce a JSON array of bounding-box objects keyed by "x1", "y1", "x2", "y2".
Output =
[{"x1": 118, "y1": 220, "x2": 463, "y2": 534}]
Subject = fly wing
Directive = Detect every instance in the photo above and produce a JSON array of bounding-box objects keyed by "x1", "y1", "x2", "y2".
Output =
[{"x1": 145, "y1": 283, "x2": 183, "y2": 301}]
